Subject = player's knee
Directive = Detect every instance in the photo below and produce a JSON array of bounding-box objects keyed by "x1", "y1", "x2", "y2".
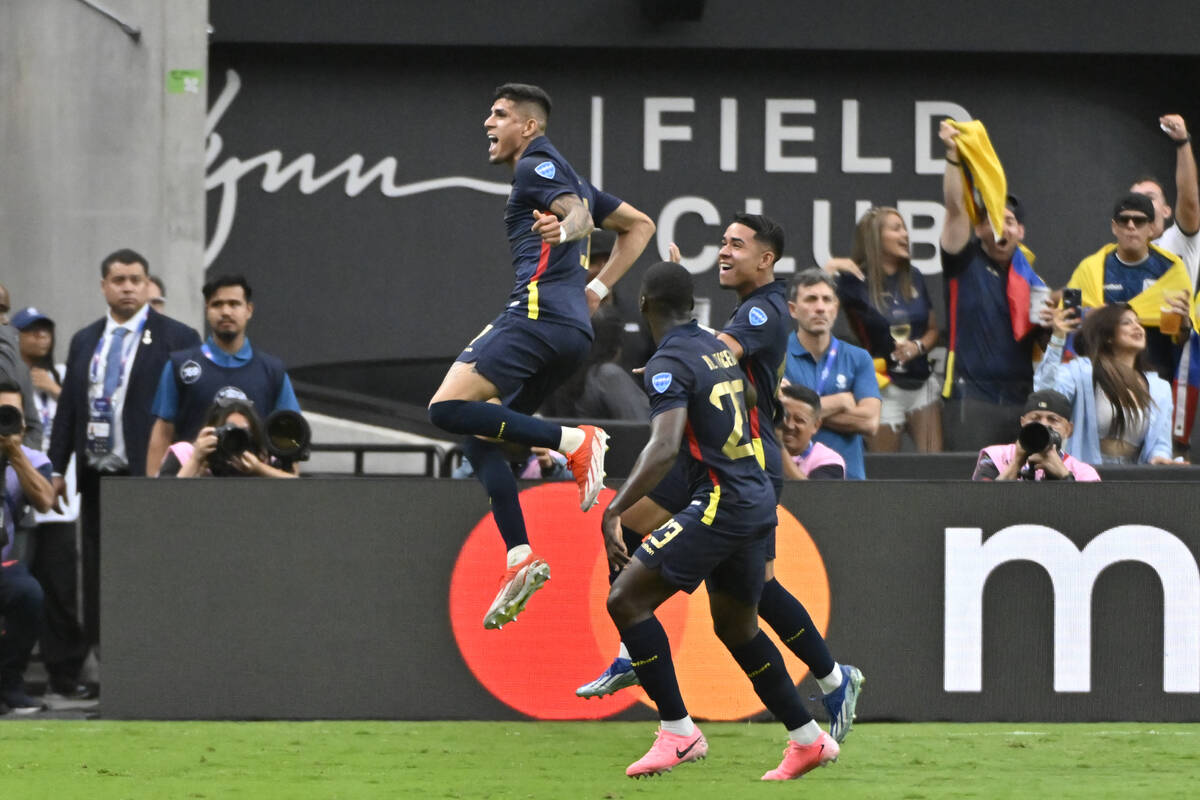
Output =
[
  {"x1": 606, "y1": 583, "x2": 640, "y2": 630},
  {"x1": 711, "y1": 610, "x2": 758, "y2": 649},
  {"x1": 428, "y1": 399, "x2": 465, "y2": 431}
]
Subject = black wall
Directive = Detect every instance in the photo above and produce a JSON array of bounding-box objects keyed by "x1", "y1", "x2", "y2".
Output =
[{"x1": 104, "y1": 478, "x2": 1200, "y2": 721}]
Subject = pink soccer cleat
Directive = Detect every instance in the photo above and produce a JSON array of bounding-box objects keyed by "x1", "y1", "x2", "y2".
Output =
[
  {"x1": 761, "y1": 731, "x2": 839, "y2": 780},
  {"x1": 565, "y1": 425, "x2": 609, "y2": 510},
  {"x1": 625, "y1": 726, "x2": 707, "y2": 778},
  {"x1": 482, "y1": 554, "x2": 550, "y2": 630}
]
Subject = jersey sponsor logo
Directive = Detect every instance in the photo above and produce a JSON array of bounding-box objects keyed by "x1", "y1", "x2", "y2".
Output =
[
  {"x1": 215, "y1": 385, "x2": 250, "y2": 404},
  {"x1": 534, "y1": 161, "x2": 557, "y2": 180},
  {"x1": 748, "y1": 306, "x2": 768, "y2": 327},
  {"x1": 180, "y1": 360, "x2": 202, "y2": 384},
  {"x1": 651, "y1": 372, "x2": 674, "y2": 393}
]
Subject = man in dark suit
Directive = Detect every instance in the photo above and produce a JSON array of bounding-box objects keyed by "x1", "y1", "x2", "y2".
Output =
[{"x1": 48, "y1": 249, "x2": 200, "y2": 693}]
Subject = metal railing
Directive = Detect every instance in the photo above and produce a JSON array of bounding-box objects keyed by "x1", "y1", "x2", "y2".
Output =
[{"x1": 308, "y1": 443, "x2": 446, "y2": 477}]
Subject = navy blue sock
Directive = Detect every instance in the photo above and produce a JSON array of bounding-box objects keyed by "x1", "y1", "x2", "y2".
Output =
[
  {"x1": 461, "y1": 438, "x2": 528, "y2": 550},
  {"x1": 758, "y1": 578, "x2": 835, "y2": 678},
  {"x1": 620, "y1": 616, "x2": 687, "y2": 721},
  {"x1": 429, "y1": 400, "x2": 562, "y2": 448},
  {"x1": 609, "y1": 525, "x2": 647, "y2": 584},
  {"x1": 729, "y1": 630, "x2": 812, "y2": 730}
]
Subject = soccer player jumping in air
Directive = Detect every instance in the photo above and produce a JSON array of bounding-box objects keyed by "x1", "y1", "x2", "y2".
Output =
[
  {"x1": 428, "y1": 83, "x2": 654, "y2": 630},
  {"x1": 602, "y1": 261, "x2": 838, "y2": 780}
]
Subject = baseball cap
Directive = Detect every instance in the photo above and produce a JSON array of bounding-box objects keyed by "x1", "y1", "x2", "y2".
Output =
[
  {"x1": 10, "y1": 307, "x2": 54, "y2": 331},
  {"x1": 1112, "y1": 192, "x2": 1155, "y2": 222},
  {"x1": 1023, "y1": 389, "x2": 1071, "y2": 420}
]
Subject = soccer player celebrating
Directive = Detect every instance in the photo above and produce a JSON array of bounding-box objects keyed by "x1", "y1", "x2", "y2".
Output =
[
  {"x1": 578, "y1": 215, "x2": 864, "y2": 745},
  {"x1": 602, "y1": 261, "x2": 839, "y2": 781},
  {"x1": 427, "y1": 83, "x2": 654, "y2": 630}
]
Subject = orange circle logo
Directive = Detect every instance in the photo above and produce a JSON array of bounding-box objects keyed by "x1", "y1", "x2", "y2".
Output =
[{"x1": 449, "y1": 483, "x2": 830, "y2": 720}]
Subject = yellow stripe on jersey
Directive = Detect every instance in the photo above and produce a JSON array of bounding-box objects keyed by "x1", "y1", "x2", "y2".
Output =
[
  {"x1": 752, "y1": 437, "x2": 765, "y2": 470},
  {"x1": 527, "y1": 280, "x2": 540, "y2": 320},
  {"x1": 701, "y1": 484, "x2": 721, "y2": 526}
]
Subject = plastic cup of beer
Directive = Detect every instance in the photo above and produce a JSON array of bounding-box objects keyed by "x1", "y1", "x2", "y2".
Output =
[
  {"x1": 1029, "y1": 286, "x2": 1052, "y2": 325},
  {"x1": 1160, "y1": 290, "x2": 1186, "y2": 335}
]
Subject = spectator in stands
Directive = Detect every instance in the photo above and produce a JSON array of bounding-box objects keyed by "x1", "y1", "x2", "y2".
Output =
[
  {"x1": 0, "y1": 286, "x2": 44, "y2": 451},
  {"x1": 0, "y1": 381, "x2": 53, "y2": 713},
  {"x1": 1132, "y1": 115, "x2": 1199, "y2": 284},
  {"x1": 12, "y1": 308, "x2": 61, "y2": 447},
  {"x1": 11, "y1": 307, "x2": 91, "y2": 700},
  {"x1": 49, "y1": 248, "x2": 201, "y2": 678},
  {"x1": 145, "y1": 275, "x2": 167, "y2": 312},
  {"x1": 972, "y1": 389, "x2": 1100, "y2": 481},
  {"x1": 540, "y1": 305, "x2": 649, "y2": 421},
  {"x1": 1035, "y1": 302, "x2": 1174, "y2": 465},
  {"x1": 1065, "y1": 192, "x2": 1192, "y2": 381},
  {"x1": 938, "y1": 122, "x2": 1047, "y2": 452},
  {"x1": 157, "y1": 397, "x2": 297, "y2": 478},
  {"x1": 145, "y1": 275, "x2": 301, "y2": 475},
  {"x1": 825, "y1": 207, "x2": 941, "y2": 452},
  {"x1": 452, "y1": 445, "x2": 571, "y2": 482},
  {"x1": 778, "y1": 383, "x2": 845, "y2": 480},
  {"x1": 784, "y1": 269, "x2": 880, "y2": 479}
]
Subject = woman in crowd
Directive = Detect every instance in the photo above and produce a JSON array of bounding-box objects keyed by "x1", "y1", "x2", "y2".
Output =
[
  {"x1": 157, "y1": 396, "x2": 297, "y2": 478},
  {"x1": 824, "y1": 207, "x2": 942, "y2": 451},
  {"x1": 1035, "y1": 302, "x2": 1173, "y2": 465}
]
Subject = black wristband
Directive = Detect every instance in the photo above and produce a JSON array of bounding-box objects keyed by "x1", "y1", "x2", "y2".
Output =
[
  {"x1": 1176, "y1": 135, "x2": 1192, "y2": 148},
  {"x1": 945, "y1": 155, "x2": 961, "y2": 166}
]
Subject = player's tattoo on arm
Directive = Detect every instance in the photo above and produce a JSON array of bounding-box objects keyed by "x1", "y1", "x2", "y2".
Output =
[{"x1": 549, "y1": 193, "x2": 594, "y2": 243}]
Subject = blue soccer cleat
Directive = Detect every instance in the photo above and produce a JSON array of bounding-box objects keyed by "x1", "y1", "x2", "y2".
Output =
[
  {"x1": 576, "y1": 657, "x2": 640, "y2": 698},
  {"x1": 821, "y1": 665, "x2": 865, "y2": 743}
]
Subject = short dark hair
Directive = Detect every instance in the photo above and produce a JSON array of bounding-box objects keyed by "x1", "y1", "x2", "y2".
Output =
[
  {"x1": 780, "y1": 382, "x2": 821, "y2": 412},
  {"x1": 731, "y1": 213, "x2": 785, "y2": 261},
  {"x1": 101, "y1": 249, "x2": 148, "y2": 278},
  {"x1": 149, "y1": 275, "x2": 166, "y2": 296},
  {"x1": 788, "y1": 268, "x2": 837, "y2": 300},
  {"x1": 641, "y1": 261, "x2": 694, "y2": 315},
  {"x1": 1005, "y1": 194, "x2": 1025, "y2": 225},
  {"x1": 493, "y1": 83, "x2": 552, "y2": 121},
  {"x1": 202, "y1": 274, "x2": 253, "y2": 303},
  {"x1": 1131, "y1": 174, "x2": 1165, "y2": 192},
  {"x1": 203, "y1": 396, "x2": 267, "y2": 458}
]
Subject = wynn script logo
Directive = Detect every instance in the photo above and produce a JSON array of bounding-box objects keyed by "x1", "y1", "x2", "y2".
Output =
[
  {"x1": 203, "y1": 70, "x2": 511, "y2": 266},
  {"x1": 205, "y1": 69, "x2": 969, "y2": 273}
]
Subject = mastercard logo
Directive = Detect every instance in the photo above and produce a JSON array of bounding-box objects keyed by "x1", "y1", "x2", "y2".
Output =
[{"x1": 449, "y1": 483, "x2": 831, "y2": 720}]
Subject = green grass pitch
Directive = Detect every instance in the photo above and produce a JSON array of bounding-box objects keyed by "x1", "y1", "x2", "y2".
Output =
[{"x1": 1, "y1": 720, "x2": 1195, "y2": 798}]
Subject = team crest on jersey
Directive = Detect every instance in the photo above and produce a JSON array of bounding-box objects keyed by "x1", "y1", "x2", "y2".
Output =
[
  {"x1": 748, "y1": 306, "x2": 768, "y2": 326},
  {"x1": 179, "y1": 360, "x2": 202, "y2": 384},
  {"x1": 836, "y1": 374, "x2": 847, "y2": 390},
  {"x1": 651, "y1": 372, "x2": 674, "y2": 393},
  {"x1": 534, "y1": 161, "x2": 557, "y2": 180}
]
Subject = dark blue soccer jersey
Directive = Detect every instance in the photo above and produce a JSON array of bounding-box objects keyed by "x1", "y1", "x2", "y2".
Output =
[
  {"x1": 504, "y1": 136, "x2": 622, "y2": 334},
  {"x1": 643, "y1": 321, "x2": 776, "y2": 533},
  {"x1": 721, "y1": 279, "x2": 789, "y2": 491}
]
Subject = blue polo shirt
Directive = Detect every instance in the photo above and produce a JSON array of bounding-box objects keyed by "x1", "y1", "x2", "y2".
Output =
[
  {"x1": 784, "y1": 335, "x2": 879, "y2": 480},
  {"x1": 151, "y1": 337, "x2": 300, "y2": 425}
]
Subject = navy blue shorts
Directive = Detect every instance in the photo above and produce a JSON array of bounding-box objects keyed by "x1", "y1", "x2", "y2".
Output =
[
  {"x1": 456, "y1": 313, "x2": 592, "y2": 414},
  {"x1": 648, "y1": 453, "x2": 783, "y2": 561},
  {"x1": 633, "y1": 504, "x2": 771, "y2": 607}
]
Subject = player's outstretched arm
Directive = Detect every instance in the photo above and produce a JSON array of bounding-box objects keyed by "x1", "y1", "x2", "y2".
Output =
[
  {"x1": 589, "y1": 202, "x2": 656, "y2": 306},
  {"x1": 599, "y1": 407, "x2": 685, "y2": 570}
]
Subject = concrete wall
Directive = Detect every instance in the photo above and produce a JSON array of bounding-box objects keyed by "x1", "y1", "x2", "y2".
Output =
[{"x1": 0, "y1": 0, "x2": 208, "y2": 336}]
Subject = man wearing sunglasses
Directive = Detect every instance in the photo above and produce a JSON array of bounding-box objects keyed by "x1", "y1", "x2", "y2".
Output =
[{"x1": 1065, "y1": 192, "x2": 1191, "y2": 381}]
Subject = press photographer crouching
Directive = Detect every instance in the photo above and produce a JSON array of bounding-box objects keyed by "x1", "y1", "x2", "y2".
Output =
[
  {"x1": 972, "y1": 390, "x2": 1101, "y2": 482},
  {"x1": 0, "y1": 382, "x2": 54, "y2": 713},
  {"x1": 155, "y1": 396, "x2": 303, "y2": 478}
]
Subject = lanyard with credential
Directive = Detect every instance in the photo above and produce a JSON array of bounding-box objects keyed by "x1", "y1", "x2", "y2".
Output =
[
  {"x1": 813, "y1": 340, "x2": 839, "y2": 396},
  {"x1": 88, "y1": 317, "x2": 148, "y2": 399}
]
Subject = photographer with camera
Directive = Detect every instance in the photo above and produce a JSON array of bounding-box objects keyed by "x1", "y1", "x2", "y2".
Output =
[
  {"x1": 0, "y1": 382, "x2": 54, "y2": 712},
  {"x1": 156, "y1": 396, "x2": 299, "y2": 478},
  {"x1": 972, "y1": 389, "x2": 1100, "y2": 481}
]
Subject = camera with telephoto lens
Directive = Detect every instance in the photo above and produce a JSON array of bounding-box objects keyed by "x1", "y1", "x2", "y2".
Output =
[
  {"x1": 1017, "y1": 421, "x2": 1062, "y2": 454},
  {"x1": 208, "y1": 423, "x2": 252, "y2": 475},
  {"x1": 0, "y1": 404, "x2": 22, "y2": 436},
  {"x1": 264, "y1": 410, "x2": 311, "y2": 471}
]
